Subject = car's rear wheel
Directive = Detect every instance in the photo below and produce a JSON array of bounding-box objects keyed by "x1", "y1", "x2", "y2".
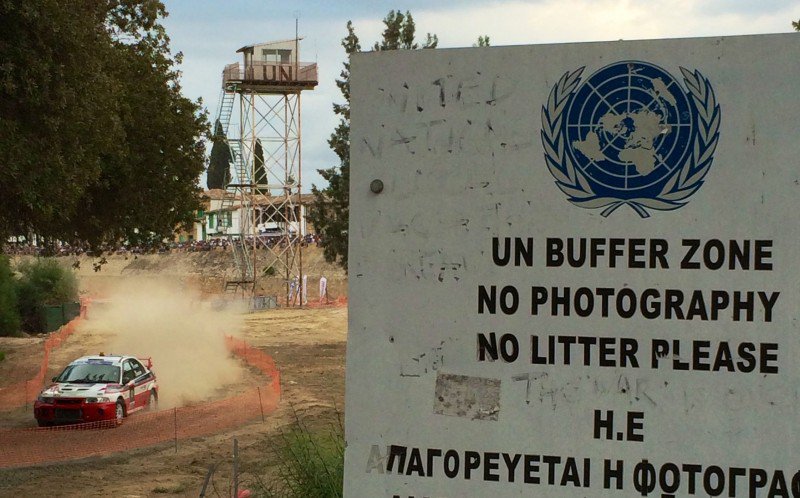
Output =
[
  {"x1": 147, "y1": 389, "x2": 158, "y2": 412},
  {"x1": 115, "y1": 399, "x2": 125, "y2": 425}
]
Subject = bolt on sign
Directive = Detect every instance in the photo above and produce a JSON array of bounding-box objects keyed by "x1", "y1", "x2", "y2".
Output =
[{"x1": 345, "y1": 33, "x2": 800, "y2": 497}]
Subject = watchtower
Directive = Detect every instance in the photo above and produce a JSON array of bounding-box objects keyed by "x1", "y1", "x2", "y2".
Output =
[{"x1": 215, "y1": 38, "x2": 317, "y2": 302}]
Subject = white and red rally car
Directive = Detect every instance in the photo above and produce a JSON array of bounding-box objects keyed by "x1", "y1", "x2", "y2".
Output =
[{"x1": 34, "y1": 354, "x2": 158, "y2": 427}]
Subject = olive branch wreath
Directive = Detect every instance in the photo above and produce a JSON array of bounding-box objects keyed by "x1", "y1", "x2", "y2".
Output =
[{"x1": 541, "y1": 66, "x2": 720, "y2": 218}]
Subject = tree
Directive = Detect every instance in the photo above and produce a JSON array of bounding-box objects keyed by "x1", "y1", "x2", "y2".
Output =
[
  {"x1": 0, "y1": 1, "x2": 120, "y2": 244},
  {"x1": 794, "y1": 19, "x2": 799, "y2": 31},
  {"x1": 0, "y1": 0, "x2": 207, "y2": 250},
  {"x1": 70, "y1": 25, "x2": 208, "y2": 247},
  {"x1": 371, "y1": 11, "x2": 438, "y2": 51},
  {"x1": 15, "y1": 258, "x2": 78, "y2": 333},
  {"x1": 254, "y1": 139, "x2": 267, "y2": 191},
  {"x1": 475, "y1": 35, "x2": 491, "y2": 47},
  {"x1": 0, "y1": 256, "x2": 20, "y2": 337},
  {"x1": 207, "y1": 120, "x2": 231, "y2": 190},
  {"x1": 309, "y1": 11, "x2": 437, "y2": 270}
]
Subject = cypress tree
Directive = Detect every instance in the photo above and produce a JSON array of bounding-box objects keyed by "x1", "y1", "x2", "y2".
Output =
[
  {"x1": 254, "y1": 139, "x2": 267, "y2": 193},
  {"x1": 207, "y1": 120, "x2": 231, "y2": 190}
]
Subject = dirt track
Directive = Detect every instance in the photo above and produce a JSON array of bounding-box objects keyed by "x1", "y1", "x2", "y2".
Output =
[{"x1": 0, "y1": 306, "x2": 347, "y2": 496}]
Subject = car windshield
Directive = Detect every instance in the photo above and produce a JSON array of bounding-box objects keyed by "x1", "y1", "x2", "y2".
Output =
[{"x1": 56, "y1": 363, "x2": 121, "y2": 384}]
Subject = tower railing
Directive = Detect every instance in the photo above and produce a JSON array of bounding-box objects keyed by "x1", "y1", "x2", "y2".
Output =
[
  {"x1": 217, "y1": 90, "x2": 236, "y2": 135},
  {"x1": 223, "y1": 62, "x2": 318, "y2": 86}
]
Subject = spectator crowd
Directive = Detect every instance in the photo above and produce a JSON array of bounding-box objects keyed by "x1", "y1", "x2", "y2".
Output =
[{"x1": 2, "y1": 234, "x2": 322, "y2": 257}]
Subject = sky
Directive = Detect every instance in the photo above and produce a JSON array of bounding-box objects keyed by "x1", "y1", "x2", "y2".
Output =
[{"x1": 161, "y1": 0, "x2": 799, "y2": 192}]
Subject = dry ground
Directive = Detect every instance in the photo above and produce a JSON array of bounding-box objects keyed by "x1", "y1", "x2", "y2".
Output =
[{"x1": 0, "y1": 306, "x2": 347, "y2": 497}]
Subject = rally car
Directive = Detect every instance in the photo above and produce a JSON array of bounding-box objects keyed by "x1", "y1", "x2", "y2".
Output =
[{"x1": 34, "y1": 354, "x2": 158, "y2": 427}]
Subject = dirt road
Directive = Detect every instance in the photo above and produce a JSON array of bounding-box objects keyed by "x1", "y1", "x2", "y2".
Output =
[{"x1": 0, "y1": 306, "x2": 347, "y2": 496}]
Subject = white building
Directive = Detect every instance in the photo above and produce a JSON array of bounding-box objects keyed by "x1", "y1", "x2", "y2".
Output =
[{"x1": 195, "y1": 190, "x2": 314, "y2": 242}]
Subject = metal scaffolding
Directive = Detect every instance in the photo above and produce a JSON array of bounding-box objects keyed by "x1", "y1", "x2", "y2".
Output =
[{"x1": 214, "y1": 38, "x2": 317, "y2": 304}]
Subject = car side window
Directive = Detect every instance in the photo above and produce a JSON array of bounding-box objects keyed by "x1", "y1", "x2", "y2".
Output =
[
  {"x1": 130, "y1": 359, "x2": 146, "y2": 378},
  {"x1": 122, "y1": 361, "x2": 136, "y2": 384}
]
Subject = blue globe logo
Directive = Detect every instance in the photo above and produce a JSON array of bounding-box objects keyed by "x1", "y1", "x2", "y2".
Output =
[{"x1": 542, "y1": 60, "x2": 720, "y2": 217}]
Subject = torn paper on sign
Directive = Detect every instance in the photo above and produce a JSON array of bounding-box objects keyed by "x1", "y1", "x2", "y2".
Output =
[{"x1": 434, "y1": 373, "x2": 500, "y2": 421}]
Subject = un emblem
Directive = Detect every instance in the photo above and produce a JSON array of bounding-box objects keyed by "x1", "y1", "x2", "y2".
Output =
[{"x1": 541, "y1": 61, "x2": 720, "y2": 217}]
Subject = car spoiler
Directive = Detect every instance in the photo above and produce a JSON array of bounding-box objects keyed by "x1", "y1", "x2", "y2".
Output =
[{"x1": 139, "y1": 357, "x2": 153, "y2": 369}]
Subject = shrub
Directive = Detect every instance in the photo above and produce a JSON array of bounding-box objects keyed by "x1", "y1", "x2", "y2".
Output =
[
  {"x1": 0, "y1": 255, "x2": 21, "y2": 337},
  {"x1": 256, "y1": 415, "x2": 344, "y2": 498},
  {"x1": 15, "y1": 259, "x2": 78, "y2": 333}
]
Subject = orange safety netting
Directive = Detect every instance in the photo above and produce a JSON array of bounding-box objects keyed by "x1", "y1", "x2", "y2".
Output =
[
  {"x1": 0, "y1": 304, "x2": 87, "y2": 411},
  {"x1": 224, "y1": 335, "x2": 281, "y2": 394},
  {"x1": 0, "y1": 333, "x2": 281, "y2": 469},
  {"x1": 304, "y1": 296, "x2": 348, "y2": 309}
]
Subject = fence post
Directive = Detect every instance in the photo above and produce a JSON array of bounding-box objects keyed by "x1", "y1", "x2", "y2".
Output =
[
  {"x1": 257, "y1": 387, "x2": 265, "y2": 423},
  {"x1": 233, "y1": 438, "x2": 239, "y2": 498},
  {"x1": 199, "y1": 464, "x2": 216, "y2": 497}
]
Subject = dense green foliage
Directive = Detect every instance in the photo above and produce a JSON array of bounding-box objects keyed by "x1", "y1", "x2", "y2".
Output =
[
  {"x1": 0, "y1": 0, "x2": 207, "y2": 249},
  {"x1": 309, "y1": 11, "x2": 437, "y2": 271},
  {"x1": 207, "y1": 120, "x2": 232, "y2": 190},
  {"x1": 0, "y1": 256, "x2": 20, "y2": 337},
  {"x1": 0, "y1": 257, "x2": 79, "y2": 337},
  {"x1": 257, "y1": 419, "x2": 344, "y2": 498},
  {"x1": 14, "y1": 259, "x2": 78, "y2": 334},
  {"x1": 794, "y1": 19, "x2": 799, "y2": 31}
]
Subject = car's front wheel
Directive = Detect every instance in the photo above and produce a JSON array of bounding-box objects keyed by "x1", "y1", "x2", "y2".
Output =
[
  {"x1": 115, "y1": 399, "x2": 125, "y2": 425},
  {"x1": 147, "y1": 390, "x2": 158, "y2": 412}
]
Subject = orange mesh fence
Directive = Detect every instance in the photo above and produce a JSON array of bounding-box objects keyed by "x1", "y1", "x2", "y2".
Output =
[
  {"x1": 224, "y1": 336, "x2": 281, "y2": 393},
  {"x1": 304, "y1": 296, "x2": 348, "y2": 309},
  {"x1": 0, "y1": 316, "x2": 83, "y2": 411},
  {"x1": 0, "y1": 334, "x2": 281, "y2": 469}
]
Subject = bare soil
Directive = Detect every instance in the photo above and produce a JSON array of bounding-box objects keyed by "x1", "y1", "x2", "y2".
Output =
[{"x1": 0, "y1": 250, "x2": 348, "y2": 497}]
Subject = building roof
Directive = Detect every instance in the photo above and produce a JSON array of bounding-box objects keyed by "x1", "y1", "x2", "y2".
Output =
[
  {"x1": 202, "y1": 189, "x2": 233, "y2": 200},
  {"x1": 236, "y1": 38, "x2": 304, "y2": 53}
]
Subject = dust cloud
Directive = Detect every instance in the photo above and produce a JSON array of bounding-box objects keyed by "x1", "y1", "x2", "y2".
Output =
[{"x1": 85, "y1": 278, "x2": 247, "y2": 409}]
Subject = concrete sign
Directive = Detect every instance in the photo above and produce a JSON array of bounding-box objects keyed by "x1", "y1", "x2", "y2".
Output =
[{"x1": 345, "y1": 33, "x2": 800, "y2": 497}]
